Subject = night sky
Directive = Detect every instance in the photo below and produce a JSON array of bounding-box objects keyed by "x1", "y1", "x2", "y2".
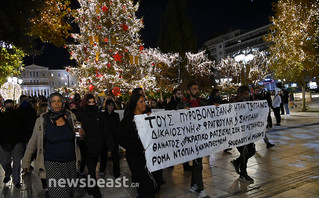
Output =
[{"x1": 24, "y1": 0, "x2": 276, "y2": 69}]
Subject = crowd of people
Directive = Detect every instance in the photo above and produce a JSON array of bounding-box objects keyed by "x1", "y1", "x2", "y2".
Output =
[{"x1": 0, "y1": 84, "x2": 295, "y2": 198}]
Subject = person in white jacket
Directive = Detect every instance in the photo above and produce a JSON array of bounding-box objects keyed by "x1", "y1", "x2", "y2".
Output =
[{"x1": 272, "y1": 90, "x2": 282, "y2": 126}]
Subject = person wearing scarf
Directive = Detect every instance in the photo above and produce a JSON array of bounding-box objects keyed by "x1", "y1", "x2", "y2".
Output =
[{"x1": 22, "y1": 93, "x2": 84, "y2": 198}]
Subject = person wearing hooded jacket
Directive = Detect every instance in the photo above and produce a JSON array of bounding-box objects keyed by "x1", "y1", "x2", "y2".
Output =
[
  {"x1": 75, "y1": 94, "x2": 112, "y2": 198},
  {"x1": 22, "y1": 93, "x2": 84, "y2": 197}
]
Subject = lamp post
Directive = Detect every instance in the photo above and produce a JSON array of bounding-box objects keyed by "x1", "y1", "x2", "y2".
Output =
[
  {"x1": 234, "y1": 52, "x2": 254, "y2": 85},
  {"x1": 2, "y1": 77, "x2": 23, "y2": 103}
]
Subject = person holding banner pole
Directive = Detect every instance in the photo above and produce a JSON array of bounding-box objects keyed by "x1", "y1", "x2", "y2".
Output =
[
  {"x1": 165, "y1": 88, "x2": 193, "y2": 171},
  {"x1": 177, "y1": 82, "x2": 210, "y2": 198},
  {"x1": 118, "y1": 94, "x2": 155, "y2": 198},
  {"x1": 230, "y1": 86, "x2": 256, "y2": 183}
]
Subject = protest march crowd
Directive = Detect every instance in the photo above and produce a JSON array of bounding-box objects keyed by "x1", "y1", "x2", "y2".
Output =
[{"x1": 0, "y1": 82, "x2": 293, "y2": 198}]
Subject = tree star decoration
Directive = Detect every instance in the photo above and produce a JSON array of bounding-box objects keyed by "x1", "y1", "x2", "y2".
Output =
[{"x1": 113, "y1": 53, "x2": 122, "y2": 62}]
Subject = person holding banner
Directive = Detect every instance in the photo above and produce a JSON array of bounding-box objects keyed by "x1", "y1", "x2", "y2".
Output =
[
  {"x1": 118, "y1": 93, "x2": 155, "y2": 198},
  {"x1": 230, "y1": 86, "x2": 256, "y2": 183},
  {"x1": 177, "y1": 82, "x2": 210, "y2": 198},
  {"x1": 165, "y1": 88, "x2": 193, "y2": 171}
]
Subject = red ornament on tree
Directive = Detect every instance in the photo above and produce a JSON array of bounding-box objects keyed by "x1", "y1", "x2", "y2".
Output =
[
  {"x1": 89, "y1": 85, "x2": 94, "y2": 91},
  {"x1": 101, "y1": 6, "x2": 108, "y2": 12},
  {"x1": 104, "y1": 37, "x2": 108, "y2": 43},
  {"x1": 70, "y1": 51, "x2": 74, "y2": 55},
  {"x1": 139, "y1": 46, "x2": 144, "y2": 51},
  {"x1": 113, "y1": 53, "x2": 122, "y2": 62},
  {"x1": 66, "y1": 68, "x2": 70, "y2": 72},
  {"x1": 112, "y1": 87, "x2": 121, "y2": 96},
  {"x1": 122, "y1": 24, "x2": 129, "y2": 31},
  {"x1": 97, "y1": 16, "x2": 100, "y2": 19},
  {"x1": 98, "y1": 25, "x2": 101, "y2": 29},
  {"x1": 107, "y1": 63, "x2": 111, "y2": 68}
]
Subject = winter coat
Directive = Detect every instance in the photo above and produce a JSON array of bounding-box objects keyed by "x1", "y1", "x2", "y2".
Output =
[
  {"x1": 177, "y1": 96, "x2": 206, "y2": 109},
  {"x1": 0, "y1": 108, "x2": 25, "y2": 146},
  {"x1": 21, "y1": 110, "x2": 81, "y2": 179},
  {"x1": 118, "y1": 113, "x2": 144, "y2": 156},
  {"x1": 17, "y1": 101, "x2": 37, "y2": 141},
  {"x1": 165, "y1": 97, "x2": 180, "y2": 110},
  {"x1": 76, "y1": 107, "x2": 112, "y2": 157},
  {"x1": 104, "y1": 111, "x2": 120, "y2": 142}
]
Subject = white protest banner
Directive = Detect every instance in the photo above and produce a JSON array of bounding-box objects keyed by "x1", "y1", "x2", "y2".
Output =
[{"x1": 134, "y1": 100, "x2": 270, "y2": 172}]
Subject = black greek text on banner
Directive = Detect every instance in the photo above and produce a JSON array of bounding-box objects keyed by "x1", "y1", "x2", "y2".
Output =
[{"x1": 134, "y1": 100, "x2": 269, "y2": 172}]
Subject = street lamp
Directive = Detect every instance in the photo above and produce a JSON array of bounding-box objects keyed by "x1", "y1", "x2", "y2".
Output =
[
  {"x1": 0, "y1": 76, "x2": 23, "y2": 103},
  {"x1": 234, "y1": 52, "x2": 254, "y2": 85}
]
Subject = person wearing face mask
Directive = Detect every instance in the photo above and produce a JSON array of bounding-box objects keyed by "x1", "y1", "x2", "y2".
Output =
[
  {"x1": 230, "y1": 86, "x2": 256, "y2": 183},
  {"x1": 22, "y1": 93, "x2": 84, "y2": 197},
  {"x1": 76, "y1": 94, "x2": 112, "y2": 198},
  {"x1": 0, "y1": 100, "x2": 25, "y2": 189},
  {"x1": 177, "y1": 82, "x2": 210, "y2": 198}
]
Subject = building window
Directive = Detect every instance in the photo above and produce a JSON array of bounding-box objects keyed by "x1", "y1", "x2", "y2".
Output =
[
  {"x1": 219, "y1": 45, "x2": 222, "y2": 49},
  {"x1": 71, "y1": 81, "x2": 74, "y2": 85},
  {"x1": 219, "y1": 52, "x2": 222, "y2": 55},
  {"x1": 58, "y1": 73, "x2": 60, "y2": 77},
  {"x1": 51, "y1": 82, "x2": 54, "y2": 86},
  {"x1": 30, "y1": 72, "x2": 32, "y2": 77},
  {"x1": 23, "y1": 73, "x2": 25, "y2": 77},
  {"x1": 43, "y1": 73, "x2": 45, "y2": 77},
  {"x1": 33, "y1": 72, "x2": 35, "y2": 76},
  {"x1": 36, "y1": 72, "x2": 39, "y2": 77}
]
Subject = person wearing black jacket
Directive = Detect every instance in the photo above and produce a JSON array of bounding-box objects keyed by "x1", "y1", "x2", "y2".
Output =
[
  {"x1": 283, "y1": 90, "x2": 290, "y2": 115},
  {"x1": 0, "y1": 100, "x2": 25, "y2": 188},
  {"x1": 165, "y1": 88, "x2": 193, "y2": 171},
  {"x1": 99, "y1": 99, "x2": 121, "y2": 178},
  {"x1": 207, "y1": 88, "x2": 226, "y2": 105},
  {"x1": 76, "y1": 94, "x2": 112, "y2": 198},
  {"x1": 118, "y1": 94, "x2": 155, "y2": 198},
  {"x1": 17, "y1": 95, "x2": 37, "y2": 143},
  {"x1": 165, "y1": 88, "x2": 183, "y2": 111},
  {"x1": 279, "y1": 91, "x2": 285, "y2": 115},
  {"x1": 230, "y1": 86, "x2": 256, "y2": 183}
]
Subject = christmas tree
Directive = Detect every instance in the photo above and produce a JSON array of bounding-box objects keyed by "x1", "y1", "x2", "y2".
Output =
[
  {"x1": 264, "y1": 0, "x2": 319, "y2": 111},
  {"x1": 67, "y1": 0, "x2": 155, "y2": 93}
]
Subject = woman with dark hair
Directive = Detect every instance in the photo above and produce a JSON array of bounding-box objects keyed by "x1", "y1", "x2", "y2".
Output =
[
  {"x1": 118, "y1": 94, "x2": 155, "y2": 198},
  {"x1": 76, "y1": 94, "x2": 112, "y2": 198},
  {"x1": 22, "y1": 93, "x2": 84, "y2": 197},
  {"x1": 99, "y1": 99, "x2": 121, "y2": 178}
]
